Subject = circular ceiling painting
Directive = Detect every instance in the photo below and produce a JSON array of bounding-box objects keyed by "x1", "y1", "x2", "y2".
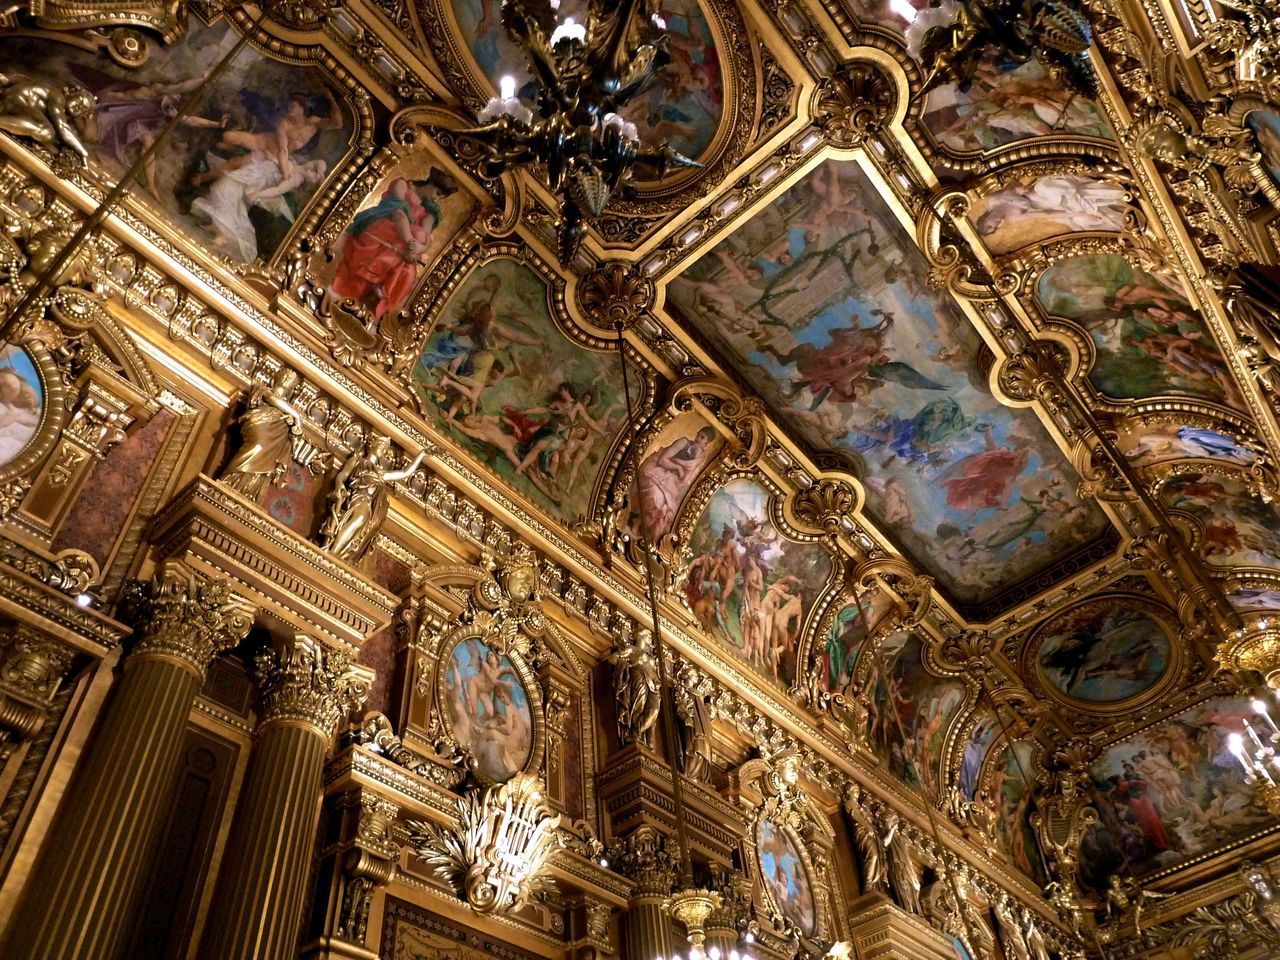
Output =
[
  {"x1": 0, "y1": 344, "x2": 44, "y2": 471},
  {"x1": 1033, "y1": 598, "x2": 1173, "y2": 706},
  {"x1": 756, "y1": 820, "x2": 816, "y2": 936},
  {"x1": 451, "y1": 0, "x2": 724, "y2": 161},
  {"x1": 442, "y1": 636, "x2": 534, "y2": 782}
]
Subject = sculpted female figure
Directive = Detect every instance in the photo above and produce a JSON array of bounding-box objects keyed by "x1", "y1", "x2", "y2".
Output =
[
  {"x1": 220, "y1": 368, "x2": 302, "y2": 498},
  {"x1": 610, "y1": 628, "x2": 662, "y2": 748},
  {"x1": 319, "y1": 434, "x2": 425, "y2": 562},
  {"x1": 880, "y1": 809, "x2": 923, "y2": 915},
  {"x1": 843, "y1": 784, "x2": 887, "y2": 894}
]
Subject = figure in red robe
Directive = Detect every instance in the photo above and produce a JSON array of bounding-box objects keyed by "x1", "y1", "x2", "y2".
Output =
[
  {"x1": 1112, "y1": 763, "x2": 1171, "y2": 852},
  {"x1": 940, "y1": 425, "x2": 1029, "y2": 510},
  {"x1": 327, "y1": 170, "x2": 458, "y2": 320}
]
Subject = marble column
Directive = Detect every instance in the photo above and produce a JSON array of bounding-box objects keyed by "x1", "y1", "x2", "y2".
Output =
[
  {"x1": 4, "y1": 561, "x2": 254, "y2": 960},
  {"x1": 197, "y1": 635, "x2": 367, "y2": 960}
]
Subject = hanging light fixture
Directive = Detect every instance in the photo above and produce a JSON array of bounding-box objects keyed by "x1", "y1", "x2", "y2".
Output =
[
  {"x1": 611, "y1": 326, "x2": 755, "y2": 960},
  {"x1": 1228, "y1": 695, "x2": 1280, "y2": 814},
  {"x1": 460, "y1": 0, "x2": 701, "y2": 261}
]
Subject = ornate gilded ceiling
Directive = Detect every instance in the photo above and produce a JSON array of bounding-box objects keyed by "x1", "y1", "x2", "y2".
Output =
[{"x1": 2, "y1": 0, "x2": 1280, "y2": 948}]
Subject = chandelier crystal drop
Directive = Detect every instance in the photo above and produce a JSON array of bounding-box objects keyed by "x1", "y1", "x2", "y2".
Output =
[{"x1": 462, "y1": 0, "x2": 702, "y2": 261}]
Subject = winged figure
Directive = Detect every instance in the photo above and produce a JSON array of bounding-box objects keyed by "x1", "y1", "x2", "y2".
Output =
[{"x1": 761, "y1": 315, "x2": 947, "y2": 409}]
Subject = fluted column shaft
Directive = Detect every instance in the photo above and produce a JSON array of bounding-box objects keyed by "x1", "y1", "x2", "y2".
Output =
[
  {"x1": 622, "y1": 895, "x2": 678, "y2": 960},
  {"x1": 197, "y1": 636, "x2": 365, "y2": 960},
  {"x1": 4, "y1": 563, "x2": 254, "y2": 960}
]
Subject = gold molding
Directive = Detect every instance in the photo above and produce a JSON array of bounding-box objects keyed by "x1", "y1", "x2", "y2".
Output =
[{"x1": 146, "y1": 476, "x2": 399, "y2": 651}]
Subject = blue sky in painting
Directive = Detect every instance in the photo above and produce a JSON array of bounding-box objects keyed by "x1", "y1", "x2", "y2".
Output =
[{"x1": 669, "y1": 159, "x2": 1108, "y2": 606}]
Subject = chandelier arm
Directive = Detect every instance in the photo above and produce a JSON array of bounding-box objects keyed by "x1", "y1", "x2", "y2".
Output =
[
  {"x1": 589, "y1": 0, "x2": 648, "y2": 90},
  {"x1": 502, "y1": 1, "x2": 565, "y2": 102},
  {"x1": 614, "y1": 322, "x2": 696, "y2": 891}
]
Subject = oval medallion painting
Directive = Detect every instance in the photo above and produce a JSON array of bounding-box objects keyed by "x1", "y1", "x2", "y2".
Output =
[
  {"x1": 0, "y1": 345, "x2": 43, "y2": 471},
  {"x1": 1034, "y1": 599, "x2": 1172, "y2": 705},
  {"x1": 443, "y1": 637, "x2": 534, "y2": 782},
  {"x1": 757, "y1": 820, "x2": 816, "y2": 936}
]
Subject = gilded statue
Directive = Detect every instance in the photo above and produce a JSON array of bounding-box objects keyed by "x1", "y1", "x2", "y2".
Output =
[
  {"x1": 1023, "y1": 910, "x2": 1051, "y2": 960},
  {"x1": 609, "y1": 628, "x2": 661, "y2": 749},
  {"x1": 952, "y1": 871, "x2": 997, "y2": 959},
  {"x1": 319, "y1": 434, "x2": 425, "y2": 562},
  {"x1": 0, "y1": 73, "x2": 95, "y2": 165},
  {"x1": 842, "y1": 784, "x2": 886, "y2": 895},
  {"x1": 993, "y1": 894, "x2": 1032, "y2": 960},
  {"x1": 1104, "y1": 874, "x2": 1166, "y2": 934},
  {"x1": 674, "y1": 678, "x2": 714, "y2": 783},
  {"x1": 880, "y1": 809, "x2": 923, "y2": 915},
  {"x1": 220, "y1": 369, "x2": 303, "y2": 499}
]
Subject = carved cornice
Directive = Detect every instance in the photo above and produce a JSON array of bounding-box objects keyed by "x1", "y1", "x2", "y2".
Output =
[{"x1": 147, "y1": 477, "x2": 399, "y2": 651}]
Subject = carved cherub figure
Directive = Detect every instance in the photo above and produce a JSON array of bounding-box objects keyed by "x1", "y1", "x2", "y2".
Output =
[{"x1": 0, "y1": 73, "x2": 95, "y2": 165}]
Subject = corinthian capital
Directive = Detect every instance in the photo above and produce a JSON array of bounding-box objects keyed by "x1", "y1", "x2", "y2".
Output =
[
  {"x1": 131, "y1": 561, "x2": 256, "y2": 679},
  {"x1": 255, "y1": 636, "x2": 369, "y2": 738}
]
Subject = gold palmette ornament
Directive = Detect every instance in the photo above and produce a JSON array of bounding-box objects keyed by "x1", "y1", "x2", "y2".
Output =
[{"x1": 407, "y1": 773, "x2": 563, "y2": 914}]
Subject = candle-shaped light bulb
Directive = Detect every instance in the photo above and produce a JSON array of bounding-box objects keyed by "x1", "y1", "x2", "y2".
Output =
[
  {"x1": 1246, "y1": 719, "x2": 1268, "y2": 752},
  {"x1": 1258, "y1": 700, "x2": 1280, "y2": 739},
  {"x1": 499, "y1": 75, "x2": 517, "y2": 100},
  {"x1": 652, "y1": 12, "x2": 667, "y2": 28},
  {"x1": 709, "y1": 948, "x2": 721, "y2": 960},
  {"x1": 1231, "y1": 732, "x2": 1254, "y2": 774}
]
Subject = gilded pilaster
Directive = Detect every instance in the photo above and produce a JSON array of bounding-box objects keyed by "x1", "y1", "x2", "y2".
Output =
[
  {"x1": 300, "y1": 787, "x2": 400, "y2": 960},
  {"x1": 3, "y1": 560, "x2": 254, "y2": 960},
  {"x1": 197, "y1": 635, "x2": 368, "y2": 960}
]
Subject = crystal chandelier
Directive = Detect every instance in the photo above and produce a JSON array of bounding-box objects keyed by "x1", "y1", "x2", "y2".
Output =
[
  {"x1": 462, "y1": 0, "x2": 700, "y2": 261},
  {"x1": 1228, "y1": 697, "x2": 1280, "y2": 814}
]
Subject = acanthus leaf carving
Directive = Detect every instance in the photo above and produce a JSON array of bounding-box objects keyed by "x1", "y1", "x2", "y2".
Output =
[{"x1": 408, "y1": 774, "x2": 563, "y2": 914}]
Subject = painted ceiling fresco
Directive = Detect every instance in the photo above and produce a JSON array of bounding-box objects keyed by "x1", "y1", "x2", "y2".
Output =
[
  {"x1": 1036, "y1": 254, "x2": 1243, "y2": 407},
  {"x1": 412, "y1": 257, "x2": 630, "y2": 525},
  {"x1": 684, "y1": 478, "x2": 832, "y2": 687},
  {"x1": 7, "y1": 0, "x2": 1280, "y2": 934},
  {"x1": 921, "y1": 52, "x2": 1112, "y2": 153},
  {"x1": 667, "y1": 157, "x2": 1110, "y2": 607},
  {"x1": 0, "y1": 25, "x2": 357, "y2": 265}
]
